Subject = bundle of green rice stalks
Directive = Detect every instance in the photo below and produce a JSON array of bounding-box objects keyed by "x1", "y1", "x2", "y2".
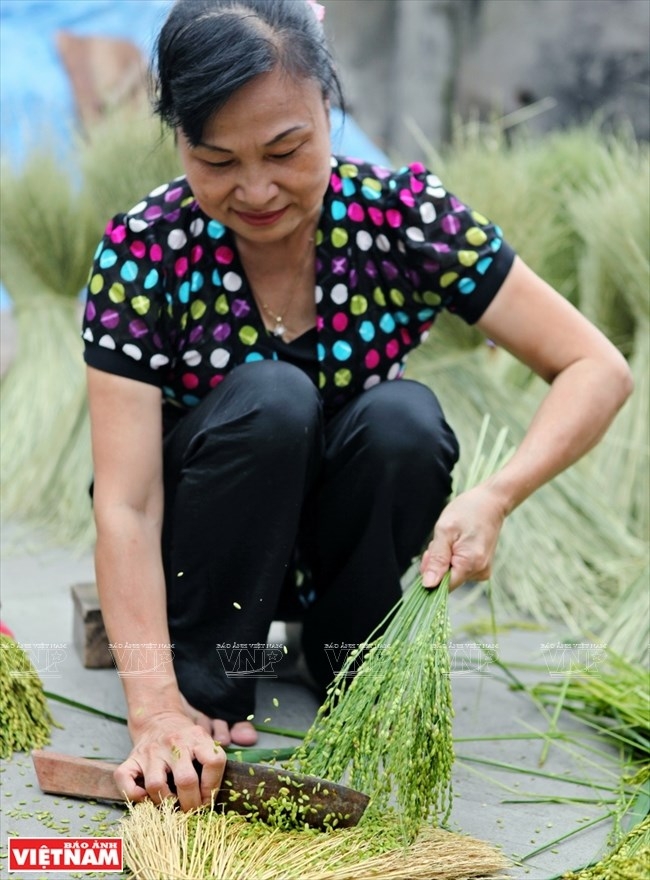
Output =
[
  {"x1": 291, "y1": 420, "x2": 510, "y2": 838},
  {"x1": 0, "y1": 634, "x2": 53, "y2": 758},
  {"x1": 293, "y1": 569, "x2": 455, "y2": 837},
  {"x1": 562, "y1": 816, "x2": 650, "y2": 880},
  {"x1": 0, "y1": 151, "x2": 97, "y2": 545},
  {"x1": 120, "y1": 797, "x2": 510, "y2": 880}
]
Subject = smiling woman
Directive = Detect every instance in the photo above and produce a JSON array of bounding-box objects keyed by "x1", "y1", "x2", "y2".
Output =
[
  {"x1": 179, "y1": 76, "x2": 330, "y2": 235},
  {"x1": 81, "y1": 0, "x2": 632, "y2": 812},
  {"x1": 176, "y1": 68, "x2": 332, "y2": 339}
]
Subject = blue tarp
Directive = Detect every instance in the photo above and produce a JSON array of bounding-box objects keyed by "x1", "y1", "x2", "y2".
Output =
[{"x1": 0, "y1": 0, "x2": 389, "y2": 309}]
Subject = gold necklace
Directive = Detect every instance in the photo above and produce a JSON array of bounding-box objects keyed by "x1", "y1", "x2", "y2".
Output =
[
  {"x1": 260, "y1": 301, "x2": 292, "y2": 339},
  {"x1": 257, "y1": 238, "x2": 315, "y2": 341}
]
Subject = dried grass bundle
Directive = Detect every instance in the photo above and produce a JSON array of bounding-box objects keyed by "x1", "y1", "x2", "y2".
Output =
[
  {"x1": 0, "y1": 116, "x2": 178, "y2": 547},
  {"x1": 120, "y1": 798, "x2": 510, "y2": 880},
  {"x1": 0, "y1": 153, "x2": 95, "y2": 545},
  {"x1": 421, "y1": 125, "x2": 601, "y2": 319},
  {"x1": 80, "y1": 110, "x2": 181, "y2": 223},
  {"x1": 568, "y1": 141, "x2": 650, "y2": 541},
  {"x1": 0, "y1": 114, "x2": 181, "y2": 547}
]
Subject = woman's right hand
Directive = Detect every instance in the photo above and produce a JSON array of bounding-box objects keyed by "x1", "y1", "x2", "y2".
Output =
[{"x1": 115, "y1": 710, "x2": 227, "y2": 811}]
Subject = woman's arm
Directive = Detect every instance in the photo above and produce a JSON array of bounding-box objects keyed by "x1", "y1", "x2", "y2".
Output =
[
  {"x1": 87, "y1": 367, "x2": 226, "y2": 809},
  {"x1": 421, "y1": 257, "x2": 634, "y2": 589}
]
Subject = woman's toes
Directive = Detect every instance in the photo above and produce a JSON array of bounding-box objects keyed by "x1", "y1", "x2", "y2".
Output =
[{"x1": 229, "y1": 721, "x2": 258, "y2": 746}]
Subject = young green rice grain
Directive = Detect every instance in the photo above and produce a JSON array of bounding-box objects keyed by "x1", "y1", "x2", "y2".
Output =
[
  {"x1": 562, "y1": 816, "x2": 650, "y2": 880},
  {"x1": 0, "y1": 636, "x2": 53, "y2": 757}
]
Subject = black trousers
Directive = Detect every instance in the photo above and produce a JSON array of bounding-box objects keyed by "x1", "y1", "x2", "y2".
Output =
[{"x1": 161, "y1": 361, "x2": 459, "y2": 723}]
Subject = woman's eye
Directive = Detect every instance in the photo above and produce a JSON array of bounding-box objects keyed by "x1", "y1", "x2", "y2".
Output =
[
  {"x1": 200, "y1": 145, "x2": 301, "y2": 167},
  {"x1": 270, "y1": 147, "x2": 299, "y2": 160}
]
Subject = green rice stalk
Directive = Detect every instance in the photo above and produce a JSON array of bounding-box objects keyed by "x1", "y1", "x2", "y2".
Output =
[
  {"x1": 0, "y1": 298, "x2": 83, "y2": 488},
  {"x1": 562, "y1": 816, "x2": 650, "y2": 880},
  {"x1": 36, "y1": 388, "x2": 95, "y2": 546},
  {"x1": 597, "y1": 562, "x2": 650, "y2": 673},
  {"x1": 294, "y1": 574, "x2": 454, "y2": 837},
  {"x1": 0, "y1": 634, "x2": 54, "y2": 758},
  {"x1": 292, "y1": 420, "x2": 511, "y2": 837},
  {"x1": 120, "y1": 797, "x2": 510, "y2": 880},
  {"x1": 531, "y1": 650, "x2": 650, "y2": 761}
]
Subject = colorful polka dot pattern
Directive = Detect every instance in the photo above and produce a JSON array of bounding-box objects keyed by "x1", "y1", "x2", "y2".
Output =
[{"x1": 82, "y1": 158, "x2": 514, "y2": 414}]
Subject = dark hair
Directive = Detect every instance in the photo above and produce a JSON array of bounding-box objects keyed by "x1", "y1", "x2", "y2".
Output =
[{"x1": 151, "y1": 0, "x2": 344, "y2": 145}]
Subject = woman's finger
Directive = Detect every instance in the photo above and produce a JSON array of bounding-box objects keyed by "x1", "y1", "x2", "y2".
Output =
[
  {"x1": 168, "y1": 746, "x2": 202, "y2": 811},
  {"x1": 113, "y1": 759, "x2": 149, "y2": 802},
  {"x1": 421, "y1": 532, "x2": 453, "y2": 587},
  {"x1": 193, "y1": 740, "x2": 227, "y2": 805}
]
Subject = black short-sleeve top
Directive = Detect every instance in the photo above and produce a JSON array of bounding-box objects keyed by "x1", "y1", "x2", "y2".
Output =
[{"x1": 82, "y1": 156, "x2": 515, "y2": 421}]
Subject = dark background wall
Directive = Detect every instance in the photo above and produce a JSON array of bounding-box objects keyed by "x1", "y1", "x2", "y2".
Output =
[{"x1": 324, "y1": 0, "x2": 650, "y2": 162}]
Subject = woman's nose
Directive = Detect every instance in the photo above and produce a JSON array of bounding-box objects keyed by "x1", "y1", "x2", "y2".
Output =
[{"x1": 234, "y1": 172, "x2": 280, "y2": 208}]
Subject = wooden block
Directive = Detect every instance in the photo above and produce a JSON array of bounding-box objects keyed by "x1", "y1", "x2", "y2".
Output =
[{"x1": 71, "y1": 582, "x2": 113, "y2": 669}]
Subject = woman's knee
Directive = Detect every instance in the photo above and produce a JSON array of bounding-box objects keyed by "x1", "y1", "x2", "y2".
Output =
[
  {"x1": 178, "y1": 361, "x2": 323, "y2": 471},
  {"x1": 180, "y1": 361, "x2": 319, "y2": 438},
  {"x1": 355, "y1": 380, "x2": 459, "y2": 472}
]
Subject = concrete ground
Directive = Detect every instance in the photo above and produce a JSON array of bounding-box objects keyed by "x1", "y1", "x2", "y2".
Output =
[{"x1": 0, "y1": 309, "x2": 626, "y2": 879}]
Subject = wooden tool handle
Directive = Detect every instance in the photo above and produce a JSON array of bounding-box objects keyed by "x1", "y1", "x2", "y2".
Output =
[{"x1": 32, "y1": 750, "x2": 129, "y2": 802}]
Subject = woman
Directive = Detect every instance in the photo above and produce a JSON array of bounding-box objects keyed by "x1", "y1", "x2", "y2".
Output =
[{"x1": 82, "y1": 0, "x2": 632, "y2": 811}]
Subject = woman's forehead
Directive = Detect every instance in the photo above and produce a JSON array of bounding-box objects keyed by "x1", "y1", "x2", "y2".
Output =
[{"x1": 200, "y1": 69, "x2": 326, "y2": 144}]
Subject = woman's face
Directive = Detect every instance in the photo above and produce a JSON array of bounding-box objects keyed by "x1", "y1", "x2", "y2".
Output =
[{"x1": 177, "y1": 67, "x2": 332, "y2": 244}]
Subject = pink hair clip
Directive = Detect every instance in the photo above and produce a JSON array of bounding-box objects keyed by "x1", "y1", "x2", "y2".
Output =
[{"x1": 306, "y1": 0, "x2": 325, "y2": 23}]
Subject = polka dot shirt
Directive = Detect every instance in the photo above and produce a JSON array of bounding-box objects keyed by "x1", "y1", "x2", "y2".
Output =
[{"x1": 82, "y1": 156, "x2": 515, "y2": 421}]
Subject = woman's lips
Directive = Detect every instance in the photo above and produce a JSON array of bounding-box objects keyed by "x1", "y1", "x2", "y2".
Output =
[{"x1": 234, "y1": 207, "x2": 288, "y2": 226}]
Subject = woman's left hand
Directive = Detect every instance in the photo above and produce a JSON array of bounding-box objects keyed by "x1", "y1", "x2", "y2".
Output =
[{"x1": 420, "y1": 485, "x2": 507, "y2": 590}]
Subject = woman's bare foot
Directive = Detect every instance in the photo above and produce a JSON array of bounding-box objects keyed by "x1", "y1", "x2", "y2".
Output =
[
  {"x1": 213, "y1": 719, "x2": 258, "y2": 747},
  {"x1": 179, "y1": 694, "x2": 258, "y2": 746}
]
